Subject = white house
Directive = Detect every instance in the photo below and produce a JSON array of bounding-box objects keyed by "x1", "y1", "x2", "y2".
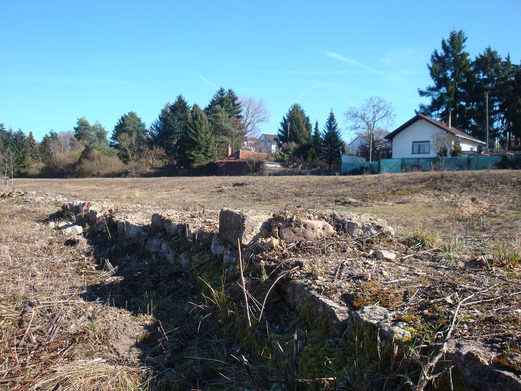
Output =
[
  {"x1": 255, "y1": 134, "x2": 279, "y2": 154},
  {"x1": 385, "y1": 114, "x2": 485, "y2": 159}
]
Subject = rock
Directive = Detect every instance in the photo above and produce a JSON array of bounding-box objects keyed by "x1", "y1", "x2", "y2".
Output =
[
  {"x1": 179, "y1": 252, "x2": 191, "y2": 268},
  {"x1": 278, "y1": 217, "x2": 334, "y2": 242},
  {"x1": 61, "y1": 224, "x2": 83, "y2": 235},
  {"x1": 219, "y1": 209, "x2": 270, "y2": 247},
  {"x1": 211, "y1": 234, "x2": 225, "y2": 257},
  {"x1": 194, "y1": 229, "x2": 214, "y2": 246},
  {"x1": 223, "y1": 249, "x2": 237, "y2": 265},
  {"x1": 262, "y1": 237, "x2": 280, "y2": 250},
  {"x1": 87, "y1": 207, "x2": 102, "y2": 225},
  {"x1": 163, "y1": 220, "x2": 178, "y2": 236},
  {"x1": 161, "y1": 241, "x2": 176, "y2": 263},
  {"x1": 331, "y1": 212, "x2": 395, "y2": 237},
  {"x1": 375, "y1": 250, "x2": 396, "y2": 260},
  {"x1": 151, "y1": 214, "x2": 163, "y2": 230},
  {"x1": 117, "y1": 221, "x2": 144, "y2": 239},
  {"x1": 145, "y1": 236, "x2": 162, "y2": 253}
]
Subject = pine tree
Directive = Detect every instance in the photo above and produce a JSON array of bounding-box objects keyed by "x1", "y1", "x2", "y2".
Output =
[
  {"x1": 468, "y1": 47, "x2": 507, "y2": 142},
  {"x1": 418, "y1": 30, "x2": 473, "y2": 131},
  {"x1": 205, "y1": 88, "x2": 242, "y2": 120},
  {"x1": 312, "y1": 121, "x2": 322, "y2": 159},
  {"x1": 321, "y1": 111, "x2": 344, "y2": 171},
  {"x1": 73, "y1": 118, "x2": 108, "y2": 147},
  {"x1": 150, "y1": 95, "x2": 190, "y2": 160},
  {"x1": 277, "y1": 104, "x2": 312, "y2": 146},
  {"x1": 111, "y1": 112, "x2": 148, "y2": 163},
  {"x1": 178, "y1": 105, "x2": 215, "y2": 167}
]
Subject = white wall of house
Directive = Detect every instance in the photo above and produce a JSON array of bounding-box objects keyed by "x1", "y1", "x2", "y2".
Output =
[
  {"x1": 256, "y1": 135, "x2": 278, "y2": 153},
  {"x1": 391, "y1": 119, "x2": 481, "y2": 158},
  {"x1": 348, "y1": 136, "x2": 367, "y2": 155}
]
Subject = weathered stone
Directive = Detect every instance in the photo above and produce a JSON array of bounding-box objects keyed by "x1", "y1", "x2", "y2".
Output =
[
  {"x1": 117, "y1": 221, "x2": 144, "y2": 239},
  {"x1": 151, "y1": 214, "x2": 163, "y2": 230},
  {"x1": 222, "y1": 249, "x2": 237, "y2": 265},
  {"x1": 210, "y1": 234, "x2": 225, "y2": 256},
  {"x1": 331, "y1": 212, "x2": 395, "y2": 237},
  {"x1": 163, "y1": 220, "x2": 178, "y2": 236},
  {"x1": 262, "y1": 237, "x2": 280, "y2": 250},
  {"x1": 194, "y1": 229, "x2": 214, "y2": 246},
  {"x1": 179, "y1": 252, "x2": 191, "y2": 268},
  {"x1": 375, "y1": 250, "x2": 396, "y2": 260},
  {"x1": 279, "y1": 217, "x2": 334, "y2": 242},
  {"x1": 161, "y1": 241, "x2": 176, "y2": 263},
  {"x1": 145, "y1": 236, "x2": 162, "y2": 253},
  {"x1": 61, "y1": 224, "x2": 83, "y2": 235},
  {"x1": 219, "y1": 209, "x2": 270, "y2": 247},
  {"x1": 87, "y1": 207, "x2": 102, "y2": 225}
]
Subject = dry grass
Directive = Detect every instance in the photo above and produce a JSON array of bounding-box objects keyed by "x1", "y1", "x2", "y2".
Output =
[
  {"x1": 0, "y1": 198, "x2": 148, "y2": 390},
  {"x1": 14, "y1": 170, "x2": 521, "y2": 240}
]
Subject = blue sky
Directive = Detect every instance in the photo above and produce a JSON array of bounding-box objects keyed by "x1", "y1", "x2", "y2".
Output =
[{"x1": 1, "y1": 0, "x2": 520, "y2": 142}]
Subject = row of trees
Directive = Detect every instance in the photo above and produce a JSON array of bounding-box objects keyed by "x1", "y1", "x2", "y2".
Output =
[
  {"x1": 419, "y1": 30, "x2": 521, "y2": 150},
  {"x1": 0, "y1": 88, "x2": 273, "y2": 178},
  {"x1": 276, "y1": 104, "x2": 344, "y2": 170}
]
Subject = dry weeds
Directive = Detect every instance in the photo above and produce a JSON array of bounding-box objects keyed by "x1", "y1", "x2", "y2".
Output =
[{"x1": 0, "y1": 197, "x2": 148, "y2": 390}]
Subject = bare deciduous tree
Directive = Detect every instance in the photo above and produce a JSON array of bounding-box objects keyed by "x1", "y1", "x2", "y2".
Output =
[
  {"x1": 0, "y1": 147, "x2": 16, "y2": 189},
  {"x1": 345, "y1": 96, "x2": 395, "y2": 162},
  {"x1": 240, "y1": 97, "x2": 270, "y2": 138}
]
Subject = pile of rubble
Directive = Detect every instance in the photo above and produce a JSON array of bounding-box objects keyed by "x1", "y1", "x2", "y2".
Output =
[{"x1": 53, "y1": 200, "x2": 521, "y2": 390}]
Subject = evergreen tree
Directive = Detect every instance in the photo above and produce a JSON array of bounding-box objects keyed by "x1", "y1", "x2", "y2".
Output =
[
  {"x1": 205, "y1": 87, "x2": 242, "y2": 120},
  {"x1": 207, "y1": 105, "x2": 235, "y2": 158},
  {"x1": 312, "y1": 121, "x2": 322, "y2": 159},
  {"x1": 500, "y1": 59, "x2": 521, "y2": 149},
  {"x1": 418, "y1": 30, "x2": 474, "y2": 131},
  {"x1": 321, "y1": 111, "x2": 344, "y2": 171},
  {"x1": 277, "y1": 104, "x2": 313, "y2": 146},
  {"x1": 178, "y1": 105, "x2": 215, "y2": 167},
  {"x1": 468, "y1": 47, "x2": 507, "y2": 142},
  {"x1": 39, "y1": 130, "x2": 59, "y2": 161},
  {"x1": 27, "y1": 132, "x2": 39, "y2": 161},
  {"x1": 73, "y1": 118, "x2": 108, "y2": 147},
  {"x1": 277, "y1": 104, "x2": 314, "y2": 161},
  {"x1": 150, "y1": 95, "x2": 190, "y2": 160},
  {"x1": 111, "y1": 112, "x2": 148, "y2": 163}
]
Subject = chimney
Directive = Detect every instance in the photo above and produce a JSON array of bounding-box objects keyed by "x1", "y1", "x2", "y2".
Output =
[
  {"x1": 448, "y1": 110, "x2": 452, "y2": 128},
  {"x1": 226, "y1": 145, "x2": 232, "y2": 157}
]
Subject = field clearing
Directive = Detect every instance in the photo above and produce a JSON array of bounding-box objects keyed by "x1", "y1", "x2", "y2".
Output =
[
  {"x1": 3, "y1": 169, "x2": 521, "y2": 389},
  {"x1": 15, "y1": 170, "x2": 521, "y2": 242}
]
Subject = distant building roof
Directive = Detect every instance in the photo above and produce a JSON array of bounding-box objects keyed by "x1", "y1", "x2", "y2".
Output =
[
  {"x1": 259, "y1": 134, "x2": 278, "y2": 143},
  {"x1": 217, "y1": 150, "x2": 268, "y2": 162},
  {"x1": 386, "y1": 114, "x2": 485, "y2": 144}
]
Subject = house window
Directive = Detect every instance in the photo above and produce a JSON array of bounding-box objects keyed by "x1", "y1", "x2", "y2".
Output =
[{"x1": 412, "y1": 141, "x2": 430, "y2": 154}]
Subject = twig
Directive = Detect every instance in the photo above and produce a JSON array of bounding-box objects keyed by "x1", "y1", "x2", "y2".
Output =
[
  {"x1": 237, "y1": 240, "x2": 251, "y2": 328},
  {"x1": 18, "y1": 310, "x2": 35, "y2": 348},
  {"x1": 258, "y1": 266, "x2": 299, "y2": 324},
  {"x1": 412, "y1": 284, "x2": 497, "y2": 390}
]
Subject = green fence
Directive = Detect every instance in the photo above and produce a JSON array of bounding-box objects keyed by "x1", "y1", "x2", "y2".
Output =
[{"x1": 342, "y1": 154, "x2": 521, "y2": 175}]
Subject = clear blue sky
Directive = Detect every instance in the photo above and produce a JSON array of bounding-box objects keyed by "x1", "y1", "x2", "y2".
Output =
[{"x1": 1, "y1": 0, "x2": 520, "y2": 142}]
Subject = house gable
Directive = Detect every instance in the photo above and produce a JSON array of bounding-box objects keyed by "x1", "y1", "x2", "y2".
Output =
[{"x1": 386, "y1": 115, "x2": 485, "y2": 159}]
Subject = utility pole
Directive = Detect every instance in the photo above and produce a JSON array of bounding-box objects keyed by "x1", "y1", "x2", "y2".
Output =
[{"x1": 485, "y1": 91, "x2": 489, "y2": 153}]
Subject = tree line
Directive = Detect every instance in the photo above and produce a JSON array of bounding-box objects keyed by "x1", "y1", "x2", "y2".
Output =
[{"x1": 0, "y1": 87, "x2": 345, "y2": 178}]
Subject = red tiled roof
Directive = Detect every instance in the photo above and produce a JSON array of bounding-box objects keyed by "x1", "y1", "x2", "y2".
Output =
[{"x1": 217, "y1": 150, "x2": 268, "y2": 162}]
